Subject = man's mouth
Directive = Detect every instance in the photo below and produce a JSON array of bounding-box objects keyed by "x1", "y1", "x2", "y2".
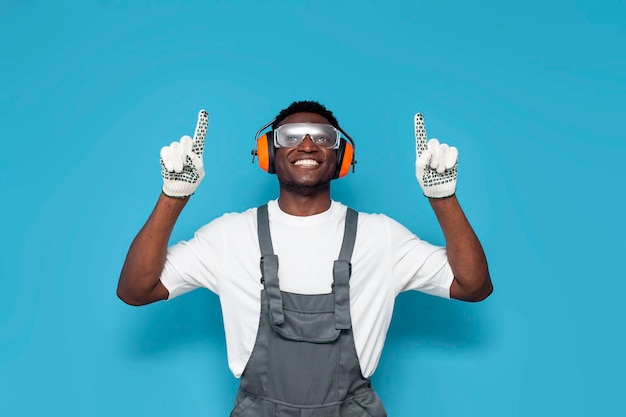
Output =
[{"x1": 293, "y1": 159, "x2": 320, "y2": 166}]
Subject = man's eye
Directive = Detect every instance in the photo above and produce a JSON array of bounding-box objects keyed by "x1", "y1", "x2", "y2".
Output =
[
  {"x1": 285, "y1": 136, "x2": 300, "y2": 142},
  {"x1": 315, "y1": 136, "x2": 330, "y2": 143}
]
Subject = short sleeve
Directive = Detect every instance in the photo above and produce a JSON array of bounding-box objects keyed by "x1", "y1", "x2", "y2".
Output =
[
  {"x1": 159, "y1": 218, "x2": 225, "y2": 300},
  {"x1": 388, "y1": 217, "x2": 454, "y2": 298}
]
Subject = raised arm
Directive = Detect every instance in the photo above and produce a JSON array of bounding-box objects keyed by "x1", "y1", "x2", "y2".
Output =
[
  {"x1": 117, "y1": 110, "x2": 208, "y2": 306},
  {"x1": 414, "y1": 113, "x2": 492, "y2": 302}
]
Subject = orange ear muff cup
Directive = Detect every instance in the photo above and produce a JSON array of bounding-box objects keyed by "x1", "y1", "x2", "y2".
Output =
[
  {"x1": 335, "y1": 139, "x2": 354, "y2": 179},
  {"x1": 256, "y1": 132, "x2": 276, "y2": 174}
]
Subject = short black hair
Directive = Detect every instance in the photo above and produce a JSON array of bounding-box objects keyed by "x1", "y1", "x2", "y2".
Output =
[{"x1": 272, "y1": 100, "x2": 340, "y2": 129}]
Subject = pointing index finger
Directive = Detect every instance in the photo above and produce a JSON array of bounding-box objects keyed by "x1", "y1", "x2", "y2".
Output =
[
  {"x1": 414, "y1": 113, "x2": 428, "y2": 158},
  {"x1": 192, "y1": 109, "x2": 209, "y2": 157}
]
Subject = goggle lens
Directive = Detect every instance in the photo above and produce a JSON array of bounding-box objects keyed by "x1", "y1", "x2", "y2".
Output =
[{"x1": 274, "y1": 123, "x2": 341, "y2": 149}]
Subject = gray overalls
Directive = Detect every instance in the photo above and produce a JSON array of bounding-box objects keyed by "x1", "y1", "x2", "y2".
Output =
[{"x1": 230, "y1": 205, "x2": 387, "y2": 416}]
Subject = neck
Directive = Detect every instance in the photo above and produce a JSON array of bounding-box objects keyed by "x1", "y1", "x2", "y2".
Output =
[{"x1": 278, "y1": 185, "x2": 332, "y2": 216}]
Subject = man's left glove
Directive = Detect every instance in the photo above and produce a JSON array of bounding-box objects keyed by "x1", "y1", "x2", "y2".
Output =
[
  {"x1": 414, "y1": 113, "x2": 458, "y2": 198},
  {"x1": 160, "y1": 110, "x2": 208, "y2": 198}
]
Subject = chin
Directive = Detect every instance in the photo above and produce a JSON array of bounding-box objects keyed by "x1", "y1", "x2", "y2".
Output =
[{"x1": 278, "y1": 178, "x2": 331, "y2": 195}]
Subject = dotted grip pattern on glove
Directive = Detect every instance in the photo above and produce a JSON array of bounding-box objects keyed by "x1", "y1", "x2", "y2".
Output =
[
  {"x1": 414, "y1": 113, "x2": 458, "y2": 198},
  {"x1": 160, "y1": 110, "x2": 208, "y2": 198}
]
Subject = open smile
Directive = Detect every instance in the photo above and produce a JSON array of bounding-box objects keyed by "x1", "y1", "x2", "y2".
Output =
[{"x1": 292, "y1": 158, "x2": 321, "y2": 167}]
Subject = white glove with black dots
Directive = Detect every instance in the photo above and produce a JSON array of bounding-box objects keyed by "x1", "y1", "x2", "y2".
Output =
[
  {"x1": 160, "y1": 110, "x2": 208, "y2": 198},
  {"x1": 414, "y1": 113, "x2": 458, "y2": 198}
]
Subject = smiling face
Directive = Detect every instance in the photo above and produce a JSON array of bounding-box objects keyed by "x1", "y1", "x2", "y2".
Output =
[{"x1": 273, "y1": 112, "x2": 338, "y2": 196}]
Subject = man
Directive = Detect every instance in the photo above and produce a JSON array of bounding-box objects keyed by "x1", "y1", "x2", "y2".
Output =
[{"x1": 117, "y1": 101, "x2": 492, "y2": 416}]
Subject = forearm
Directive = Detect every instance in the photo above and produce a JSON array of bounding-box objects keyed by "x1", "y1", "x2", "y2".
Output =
[
  {"x1": 117, "y1": 193, "x2": 189, "y2": 305},
  {"x1": 429, "y1": 195, "x2": 492, "y2": 301}
]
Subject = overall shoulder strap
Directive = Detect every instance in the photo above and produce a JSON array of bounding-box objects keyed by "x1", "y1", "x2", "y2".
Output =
[
  {"x1": 334, "y1": 207, "x2": 358, "y2": 330},
  {"x1": 338, "y1": 208, "x2": 358, "y2": 262},
  {"x1": 256, "y1": 204, "x2": 274, "y2": 255},
  {"x1": 256, "y1": 204, "x2": 284, "y2": 325}
]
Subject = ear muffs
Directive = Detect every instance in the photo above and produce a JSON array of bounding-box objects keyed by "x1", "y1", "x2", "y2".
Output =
[
  {"x1": 252, "y1": 122, "x2": 356, "y2": 178},
  {"x1": 255, "y1": 131, "x2": 277, "y2": 174},
  {"x1": 334, "y1": 139, "x2": 354, "y2": 179}
]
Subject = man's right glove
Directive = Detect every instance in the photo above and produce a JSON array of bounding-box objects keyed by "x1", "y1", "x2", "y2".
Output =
[
  {"x1": 160, "y1": 110, "x2": 208, "y2": 198},
  {"x1": 414, "y1": 113, "x2": 458, "y2": 198}
]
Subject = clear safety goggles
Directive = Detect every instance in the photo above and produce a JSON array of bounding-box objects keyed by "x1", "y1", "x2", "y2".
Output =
[{"x1": 273, "y1": 123, "x2": 341, "y2": 149}]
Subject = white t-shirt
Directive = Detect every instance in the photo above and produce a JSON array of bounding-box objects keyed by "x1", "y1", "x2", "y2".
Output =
[{"x1": 160, "y1": 199, "x2": 454, "y2": 378}]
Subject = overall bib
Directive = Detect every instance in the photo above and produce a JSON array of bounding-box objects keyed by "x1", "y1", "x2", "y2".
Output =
[{"x1": 230, "y1": 205, "x2": 387, "y2": 417}]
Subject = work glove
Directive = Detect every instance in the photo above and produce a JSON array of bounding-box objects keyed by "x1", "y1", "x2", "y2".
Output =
[
  {"x1": 414, "y1": 113, "x2": 458, "y2": 198},
  {"x1": 160, "y1": 110, "x2": 208, "y2": 198}
]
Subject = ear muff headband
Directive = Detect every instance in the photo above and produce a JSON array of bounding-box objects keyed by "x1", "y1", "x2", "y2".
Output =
[{"x1": 252, "y1": 120, "x2": 356, "y2": 178}]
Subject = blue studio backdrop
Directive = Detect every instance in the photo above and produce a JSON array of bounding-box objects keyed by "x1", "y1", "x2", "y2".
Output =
[{"x1": 1, "y1": 1, "x2": 625, "y2": 416}]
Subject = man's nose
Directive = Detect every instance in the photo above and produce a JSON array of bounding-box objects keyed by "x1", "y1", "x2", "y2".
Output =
[{"x1": 298, "y1": 134, "x2": 317, "y2": 150}]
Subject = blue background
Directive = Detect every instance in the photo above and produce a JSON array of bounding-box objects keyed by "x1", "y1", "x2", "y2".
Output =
[{"x1": 1, "y1": 1, "x2": 625, "y2": 415}]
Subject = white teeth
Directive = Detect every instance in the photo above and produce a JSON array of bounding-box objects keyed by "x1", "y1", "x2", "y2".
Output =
[{"x1": 294, "y1": 159, "x2": 319, "y2": 166}]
